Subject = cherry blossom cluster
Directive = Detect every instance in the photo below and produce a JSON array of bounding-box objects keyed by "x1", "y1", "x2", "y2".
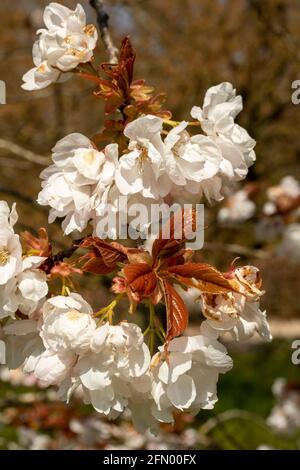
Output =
[
  {"x1": 22, "y1": 3, "x2": 98, "y2": 90},
  {"x1": 0, "y1": 202, "x2": 48, "y2": 321},
  {"x1": 0, "y1": 200, "x2": 271, "y2": 433},
  {"x1": 0, "y1": 2, "x2": 272, "y2": 434},
  {"x1": 36, "y1": 83, "x2": 256, "y2": 236}
]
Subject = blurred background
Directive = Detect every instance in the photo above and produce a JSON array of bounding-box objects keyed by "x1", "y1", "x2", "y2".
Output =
[{"x1": 0, "y1": 0, "x2": 300, "y2": 450}]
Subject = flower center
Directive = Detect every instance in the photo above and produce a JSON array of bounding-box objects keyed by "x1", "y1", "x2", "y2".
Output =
[
  {"x1": 83, "y1": 24, "x2": 96, "y2": 37},
  {"x1": 37, "y1": 63, "x2": 46, "y2": 73},
  {"x1": 136, "y1": 143, "x2": 149, "y2": 175},
  {"x1": 66, "y1": 48, "x2": 88, "y2": 59},
  {"x1": 67, "y1": 309, "x2": 84, "y2": 321},
  {"x1": 0, "y1": 247, "x2": 10, "y2": 266},
  {"x1": 83, "y1": 150, "x2": 97, "y2": 165},
  {"x1": 172, "y1": 131, "x2": 190, "y2": 158}
]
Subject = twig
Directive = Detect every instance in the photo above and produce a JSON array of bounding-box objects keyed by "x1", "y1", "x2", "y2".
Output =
[
  {"x1": 200, "y1": 409, "x2": 271, "y2": 436},
  {"x1": 0, "y1": 186, "x2": 42, "y2": 209},
  {"x1": 90, "y1": 0, "x2": 119, "y2": 64},
  {"x1": 41, "y1": 238, "x2": 84, "y2": 274},
  {"x1": 203, "y1": 241, "x2": 269, "y2": 260},
  {"x1": 0, "y1": 138, "x2": 49, "y2": 166},
  {"x1": 0, "y1": 157, "x2": 31, "y2": 170}
]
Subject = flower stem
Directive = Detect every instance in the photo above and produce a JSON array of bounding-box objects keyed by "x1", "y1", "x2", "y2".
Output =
[
  {"x1": 61, "y1": 278, "x2": 70, "y2": 296},
  {"x1": 94, "y1": 293, "x2": 124, "y2": 324},
  {"x1": 163, "y1": 119, "x2": 201, "y2": 127},
  {"x1": 155, "y1": 317, "x2": 166, "y2": 342},
  {"x1": 144, "y1": 302, "x2": 166, "y2": 352}
]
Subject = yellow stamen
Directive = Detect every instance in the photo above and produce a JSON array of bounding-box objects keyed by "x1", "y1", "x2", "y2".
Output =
[
  {"x1": 66, "y1": 48, "x2": 87, "y2": 59},
  {"x1": 83, "y1": 24, "x2": 96, "y2": 37},
  {"x1": 136, "y1": 143, "x2": 149, "y2": 175},
  {"x1": 37, "y1": 63, "x2": 46, "y2": 73},
  {"x1": 67, "y1": 309, "x2": 83, "y2": 321},
  {"x1": 0, "y1": 247, "x2": 9, "y2": 266},
  {"x1": 84, "y1": 150, "x2": 97, "y2": 165}
]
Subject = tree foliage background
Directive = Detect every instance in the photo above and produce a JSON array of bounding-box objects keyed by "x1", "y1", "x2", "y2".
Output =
[{"x1": 0, "y1": 0, "x2": 300, "y2": 450}]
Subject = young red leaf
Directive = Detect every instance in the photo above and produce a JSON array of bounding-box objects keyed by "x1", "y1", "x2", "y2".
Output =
[
  {"x1": 124, "y1": 263, "x2": 157, "y2": 298},
  {"x1": 80, "y1": 237, "x2": 127, "y2": 274},
  {"x1": 79, "y1": 253, "x2": 117, "y2": 275},
  {"x1": 21, "y1": 228, "x2": 52, "y2": 257},
  {"x1": 167, "y1": 262, "x2": 239, "y2": 294},
  {"x1": 162, "y1": 279, "x2": 189, "y2": 342},
  {"x1": 124, "y1": 262, "x2": 153, "y2": 284},
  {"x1": 152, "y1": 208, "x2": 196, "y2": 261}
]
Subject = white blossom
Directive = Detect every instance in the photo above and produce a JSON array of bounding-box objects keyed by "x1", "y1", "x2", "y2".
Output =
[
  {"x1": 191, "y1": 82, "x2": 243, "y2": 137},
  {"x1": 267, "y1": 378, "x2": 300, "y2": 435},
  {"x1": 277, "y1": 224, "x2": 300, "y2": 261},
  {"x1": 0, "y1": 229, "x2": 22, "y2": 286},
  {"x1": 268, "y1": 176, "x2": 300, "y2": 204},
  {"x1": 200, "y1": 266, "x2": 271, "y2": 342},
  {"x1": 30, "y1": 348, "x2": 77, "y2": 387},
  {"x1": 22, "y1": 3, "x2": 98, "y2": 90},
  {"x1": 3, "y1": 320, "x2": 43, "y2": 370},
  {"x1": 0, "y1": 257, "x2": 47, "y2": 320},
  {"x1": 115, "y1": 115, "x2": 172, "y2": 199},
  {"x1": 0, "y1": 202, "x2": 22, "y2": 286},
  {"x1": 3, "y1": 294, "x2": 97, "y2": 387},
  {"x1": 63, "y1": 322, "x2": 151, "y2": 418},
  {"x1": 191, "y1": 82, "x2": 256, "y2": 193},
  {"x1": 263, "y1": 176, "x2": 300, "y2": 216},
  {"x1": 13, "y1": 256, "x2": 48, "y2": 317},
  {"x1": 3, "y1": 293, "x2": 97, "y2": 387},
  {"x1": 40, "y1": 293, "x2": 96, "y2": 354},
  {"x1": 164, "y1": 121, "x2": 223, "y2": 202},
  {"x1": 0, "y1": 201, "x2": 18, "y2": 228},
  {"x1": 0, "y1": 280, "x2": 17, "y2": 320},
  {"x1": 38, "y1": 134, "x2": 118, "y2": 234},
  {"x1": 278, "y1": 175, "x2": 300, "y2": 198},
  {"x1": 218, "y1": 188, "x2": 256, "y2": 224},
  {"x1": 201, "y1": 294, "x2": 271, "y2": 342},
  {"x1": 151, "y1": 333, "x2": 233, "y2": 421}
]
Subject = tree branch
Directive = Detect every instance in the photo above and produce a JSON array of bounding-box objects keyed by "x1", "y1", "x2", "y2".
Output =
[
  {"x1": 0, "y1": 138, "x2": 49, "y2": 166},
  {"x1": 0, "y1": 186, "x2": 43, "y2": 209},
  {"x1": 90, "y1": 0, "x2": 119, "y2": 64},
  {"x1": 203, "y1": 242, "x2": 269, "y2": 260},
  {"x1": 200, "y1": 409, "x2": 270, "y2": 436},
  {"x1": 41, "y1": 238, "x2": 84, "y2": 274}
]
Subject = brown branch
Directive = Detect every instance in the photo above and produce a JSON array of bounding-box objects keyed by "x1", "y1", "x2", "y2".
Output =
[
  {"x1": 90, "y1": 0, "x2": 119, "y2": 64},
  {"x1": 41, "y1": 238, "x2": 84, "y2": 274},
  {"x1": 203, "y1": 242, "x2": 269, "y2": 260},
  {"x1": 0, "y1": 186, "x2": 44, "y2": 210},
  {"x1": 0, "y1": 138, "x2": 50, "y2": 166}
]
